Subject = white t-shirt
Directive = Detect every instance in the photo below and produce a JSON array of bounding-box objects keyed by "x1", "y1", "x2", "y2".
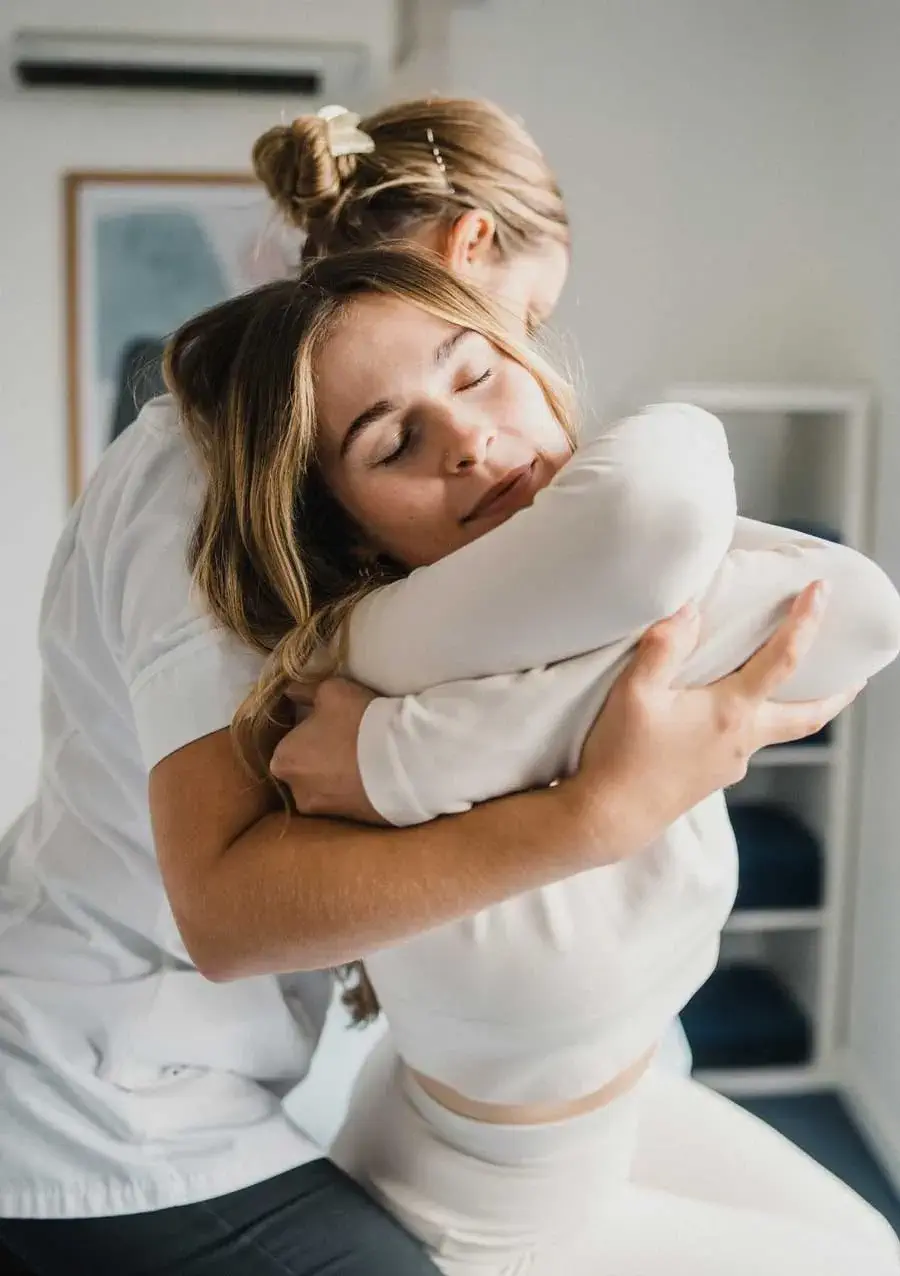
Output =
[
  {"x1": 345, "y1": 405, "x2": 900, "y2": 1105},
  {"x1": 0, "y1": 399, "x2": 334, "y2": 1218}
]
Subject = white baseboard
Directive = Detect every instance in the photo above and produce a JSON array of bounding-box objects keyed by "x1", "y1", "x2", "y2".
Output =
[{"x1": 840, "y1": 1053, "x2": 900, "y2": 1195}]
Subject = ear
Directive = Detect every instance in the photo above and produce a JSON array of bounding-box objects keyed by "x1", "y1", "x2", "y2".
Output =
[{"x1": 444, "y1": 209, "x2": 497, "y2": 277}]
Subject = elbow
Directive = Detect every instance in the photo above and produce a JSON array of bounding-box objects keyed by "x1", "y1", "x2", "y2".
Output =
[
  {"x1": 172, "y1": 896, "x2": 328, "y2": 983},
  {"x1": 847, "y1": 557, "x2": 900, "y2": 675},
  {"x1": 192, "y1": 951, "x2": 244, "y2": 985},
  {"x1": 762, "y1": 551, "x2": 900, "y2": 703},
  {"x1": 815, "y1": 551, "x2": 900, "y2": 691},
  {"x1": 171, "y1": 906, "x2": 253, "y2": 984}
]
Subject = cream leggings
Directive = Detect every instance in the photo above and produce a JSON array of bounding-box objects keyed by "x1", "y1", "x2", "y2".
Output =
[{"x1": 330, "y1": 1039, "x2": 900, "y2": 1276}]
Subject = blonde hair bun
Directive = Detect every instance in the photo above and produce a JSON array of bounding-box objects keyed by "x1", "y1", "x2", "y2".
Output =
[{"x1": 252, "y1": 115, "x2": 358, "y2": 231}]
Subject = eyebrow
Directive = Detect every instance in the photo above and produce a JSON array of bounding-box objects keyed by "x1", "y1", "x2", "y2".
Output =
[{"x1": 339, "y1": 327, "x2": 474, "y2": 457}]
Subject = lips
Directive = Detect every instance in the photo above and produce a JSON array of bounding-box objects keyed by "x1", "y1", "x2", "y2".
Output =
[{"x1": 462, "y1": 461, "x2": 538, "y2": 524}]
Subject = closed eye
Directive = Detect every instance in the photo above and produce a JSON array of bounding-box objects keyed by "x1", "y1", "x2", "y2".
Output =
[
  {"x1": 378, "y1": 367, "x2": 491, "y2": 465},
  {"x1": 460, "y1": 369, "x2": 492, "y2": 391},
  {"x1": 379, "y1": 424, "x2": 417, "y2": 466}
]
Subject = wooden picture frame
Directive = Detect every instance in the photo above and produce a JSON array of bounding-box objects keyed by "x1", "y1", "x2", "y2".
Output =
[{"x1": 64, "y1": 171, "x2": 296, "y2": 500}]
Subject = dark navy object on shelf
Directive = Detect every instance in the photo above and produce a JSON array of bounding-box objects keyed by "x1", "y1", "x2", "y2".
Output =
[
  {"x1": 683, "y1": 963, "x2": 812, "y2": 1069},
  {"x1": 783, "y1": 519, "x2": 843, "y2": 544},
  {"x1": 727, "y1": 801, "x2": 823, "y2": 911},
  {"x1": 769, "y1": 720, "x2": 832, "y2": 749}
]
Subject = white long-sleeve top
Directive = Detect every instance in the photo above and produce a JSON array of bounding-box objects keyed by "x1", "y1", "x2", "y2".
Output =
[{"x1": 344, "y1": 404, "x2": 900, "y2": 1105}]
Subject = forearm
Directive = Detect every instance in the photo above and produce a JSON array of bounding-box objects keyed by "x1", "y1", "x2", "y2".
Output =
[
  {"x1": 358, "y1": 650, "x2": 627, "y2": 826},
  {"x1": 186, "y1": 775, "x2": 631, "y2": 980}
]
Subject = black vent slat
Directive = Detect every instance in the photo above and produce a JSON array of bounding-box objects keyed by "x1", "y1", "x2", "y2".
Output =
[{"x1": 16, "y1": 60, "x2": 321, "y2": 95}]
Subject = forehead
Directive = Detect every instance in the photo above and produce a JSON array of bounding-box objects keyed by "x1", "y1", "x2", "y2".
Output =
[
  {"x1": 322, "y1": 292, "x2": 450, "y2": 366},
  {"x1": 314, "y1": 294, "x2": 460, "y2": 446}
]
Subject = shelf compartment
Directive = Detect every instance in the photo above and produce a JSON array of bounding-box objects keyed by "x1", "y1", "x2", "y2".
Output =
[
  {"x1": 728, "y1": 801, "x2": 823, "y2": 911},
  {"x1": 682, "y1": 962, "x2": 812, "y2": 1071}
]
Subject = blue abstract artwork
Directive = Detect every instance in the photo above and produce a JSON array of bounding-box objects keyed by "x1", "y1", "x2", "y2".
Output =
[{"x1": 67, "y1": 175, "x2": 298, "y2": 495}]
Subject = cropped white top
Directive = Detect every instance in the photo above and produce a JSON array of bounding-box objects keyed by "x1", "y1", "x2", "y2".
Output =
[{"x1": 344, "y1": 404, "x2": 900, "y2": 1105}]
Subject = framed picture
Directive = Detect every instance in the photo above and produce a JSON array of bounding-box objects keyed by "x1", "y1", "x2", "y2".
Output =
[{"x1": 64, "y1": 171, "x2": 298, "y2": 499}]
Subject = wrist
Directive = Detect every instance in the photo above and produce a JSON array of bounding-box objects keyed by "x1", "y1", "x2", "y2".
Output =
[{"x1": 551, "y1": 768, "x2": 640, "y2": 868}]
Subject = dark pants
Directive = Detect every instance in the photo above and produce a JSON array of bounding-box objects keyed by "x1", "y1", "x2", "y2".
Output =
[{"x1": 0, "y1": 1158, "x2": 440, "y2": 1275}]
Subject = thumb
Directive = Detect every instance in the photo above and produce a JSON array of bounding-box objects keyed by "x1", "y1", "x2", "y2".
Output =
[
  {"x1": 627, "y1": 604, "x2": 701, "y2": 687},
  {"x1": 269, "y1": 736, "x2": 292, "y2": 779},
  {"x1": 270, "y1": 726, "x2": 306, "y2": 779}
]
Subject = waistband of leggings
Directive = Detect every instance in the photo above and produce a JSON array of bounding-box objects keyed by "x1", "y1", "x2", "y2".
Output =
[{"x1": 400, "y1": 1063, "x2": 648, "y2": 1167}]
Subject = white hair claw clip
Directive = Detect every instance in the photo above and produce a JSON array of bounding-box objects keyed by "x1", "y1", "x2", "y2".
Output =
[{"x1": 316, "y1": 104, "x2": 375, "y2": 159}]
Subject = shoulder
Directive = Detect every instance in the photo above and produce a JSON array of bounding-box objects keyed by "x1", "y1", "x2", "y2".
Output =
[
  {"x1": 63, "y1": 395, "x2": 210, "y2": 662},
  {"x1": 39, "y1": 396, "x2": 199, "y2": 612},
  {"x1": 69, "y1": 394, "x2": 209, "y2": 607},
  {"x1": 80, "y1": 394, "x2": 202, "y2": 541}
]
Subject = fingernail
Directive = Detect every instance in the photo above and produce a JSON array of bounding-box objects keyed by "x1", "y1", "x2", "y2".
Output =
[{"x1": 813, "y1": 581, "x2": 831, "y2": 612}]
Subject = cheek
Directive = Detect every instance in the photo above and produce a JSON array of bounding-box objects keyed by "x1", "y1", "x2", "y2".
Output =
[
  {"x1": 505, "y1": 371, "x2": 570, "y2": 453},
  {"x1": 330, "y1": 470, "x2": 453, "y2": 566},
  {"x1": 333, "y1": 476, "x2": 397, "y2": 546}
]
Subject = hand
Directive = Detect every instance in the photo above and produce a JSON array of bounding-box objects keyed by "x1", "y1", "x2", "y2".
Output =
[
  {"x1": 269, "y1": 677, "x2": 387, "y2": 824},
  {"x1": 571, "y1": 581, "x2": 862, "y2": 843}
]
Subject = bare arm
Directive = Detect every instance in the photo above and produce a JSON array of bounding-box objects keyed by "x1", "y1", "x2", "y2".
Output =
[{"x1": 150, "y1": 721, "x2": 637, "y2": 982}]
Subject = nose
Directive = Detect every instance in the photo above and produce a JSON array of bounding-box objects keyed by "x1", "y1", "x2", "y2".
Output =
[{"x1": 436, "y1": 407, "x2": 495, "y2": 474}]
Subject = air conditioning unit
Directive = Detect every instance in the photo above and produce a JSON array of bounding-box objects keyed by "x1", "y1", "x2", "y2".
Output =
[{"x1": 10, "y1": 29, "x2": 375, "y2": 100}]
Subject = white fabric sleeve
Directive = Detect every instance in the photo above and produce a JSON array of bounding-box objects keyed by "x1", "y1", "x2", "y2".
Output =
[
  {"x1": 346, "y1": 403, "x2": 737, "y2": 695},
  {"x1": 358, "y1": 518, "x2": 900, "y2": 826},
  {"x1": 98, "y1": 407, "x2": 266, "y2": 771},
  {"x1": 679, "y1": 518, "x2": 900, "y2": 697}
]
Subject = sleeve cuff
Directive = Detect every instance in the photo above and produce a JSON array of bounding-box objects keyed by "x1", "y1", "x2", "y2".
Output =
[
  {"x1": 357, "y1": 696, "x2": 436, "y2": 828},
  {"x1": 130, "y1": 629, "x2": 265, "y2": 770}
]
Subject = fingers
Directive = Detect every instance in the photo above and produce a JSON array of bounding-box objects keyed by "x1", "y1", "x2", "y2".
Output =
[
  {"x1": 624, "y1": 604, "x2": 702, "y2": 686},
  {"x1": 313, "y1": 676, "x2": 377, "y2": 712},
  {"x1": 756, "y1": 684, "x2": 864, "y2": 749},
  {"x1": 269, "y1": 735, "x2": 296, "y2": 780},
  {"x1": 285, "y1": 676, "x2": 367, "y2": 708},
  {"x1": 729, "y1": 581, "x2": 829, "y2": 700}
]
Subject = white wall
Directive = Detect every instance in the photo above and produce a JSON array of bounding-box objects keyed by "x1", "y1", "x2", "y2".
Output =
[
  {"x1": 449, "y1": 0, "x2": 900, "y2": 1180},
  {"x1": 0, "y1": 0, "x2": 447, "y2": 832},
  {"x1": 451, "y1": 0, "x2": 861, "y2": 413}
]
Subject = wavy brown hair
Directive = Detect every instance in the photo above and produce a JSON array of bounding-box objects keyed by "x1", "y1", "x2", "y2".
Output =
[
  {"x1": 163, "y1": 244, "x2": 578, "y2": 1021},
  {"x1": 252, "y1": 96, "x2": 568, "y2": 266}
]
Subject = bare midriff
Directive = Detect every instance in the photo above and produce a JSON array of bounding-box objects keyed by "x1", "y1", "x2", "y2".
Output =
[{"x1": 407, "y1": 1042, "x2": 658, "y2": 1125}]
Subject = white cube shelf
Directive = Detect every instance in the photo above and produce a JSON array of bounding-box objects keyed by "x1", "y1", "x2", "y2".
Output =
[{"x1": 664, "y1": 382, "x2": 872, "y2": 1097}]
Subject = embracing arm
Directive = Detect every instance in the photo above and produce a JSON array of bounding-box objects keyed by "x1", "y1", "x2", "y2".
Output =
[
  {"x1": 346, "y1": 403, "x2": 736, "y2": 694},
  {"x1": 152, "y1": 723, "x2": 648, "y2": 980},
  {"x1": 355, "y1": 520, "x2": 900, "y2": 827}
]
